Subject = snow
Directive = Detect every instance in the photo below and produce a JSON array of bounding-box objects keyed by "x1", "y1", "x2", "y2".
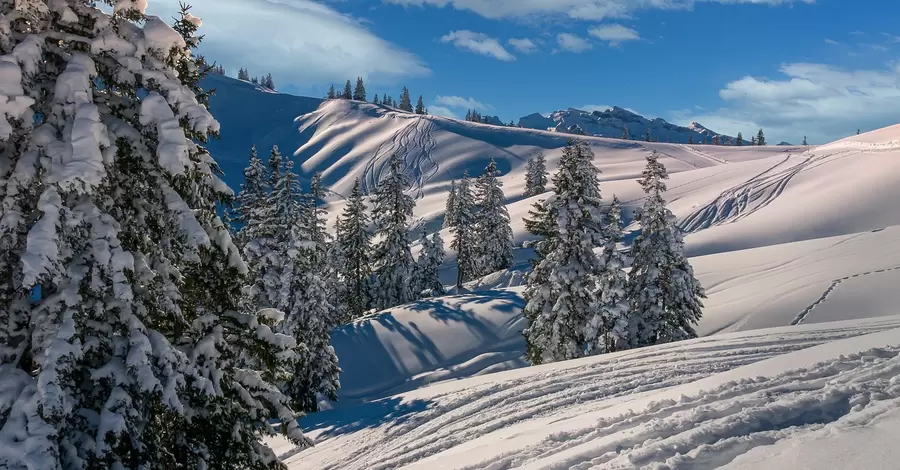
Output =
[
  {"x1": 273, "y1": 316, "x2": 900, "y2": 469},
  {"x1": 141, "y1": 16, "x2": 186, "y2": 54}
]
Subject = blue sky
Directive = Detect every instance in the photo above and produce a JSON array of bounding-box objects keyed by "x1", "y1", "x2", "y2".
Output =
[{"x1": 148, "y1": 0, "x2": 900, "y2": 144}]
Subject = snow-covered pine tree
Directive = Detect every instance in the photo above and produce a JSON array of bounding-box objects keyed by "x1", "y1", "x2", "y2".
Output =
[
  {"x1": 413, "y1": 230, "x2": 446, "y2": 298},
  {"x1": 465, "y1": 109, "x2": 472, "y2": 121},
  {"x1": 231, "y1": 145, "x2": 268, "y2": 246},
  {"x1": 238, "y1": 67, "x2": 250, "y2": 80},
  {"x1": 736, "y1": 132, "x2": 743, "y2": 146},
  {"x1": 353, "y1": 76, "x2": 367, "y2": 101},
  {"x1": 474, "y1": 159, "x2": 513, "y2": 276},
  {"x1": 373, "y1": 94, "x2": 380, "y2": 105},
  {"x1": 263, "y1": 73, "x2": 275, "y2": 90},
  {"x1": 626, "y1": 151, "x2": 706, "y2": 348},
  {"x1": 523, "y1": 139, "x2": 606, "y2": 365},
  {"x1": 756, "y1": 128, "x2": 766, "y2": 145},
  {"x1": 524, "y1": 152, "x2": 548, "y2": 197},
  {"x1": 371, "y1": 154, "x2": 416, "y2": 309},
  {"x1": 448, "y1": 173, "x2": 478, "y2": 287},
  {"x1": 803, "y1": 136, "x2": 808, "y2": 146},
  {"x1": 399, "y1": 86, "x2": 413, "y2": 111},
  {"x1": 750, "y1": 136, "x2": 757, "y2": 145},
  {"x1": 327, "y1": 84, "x2": 336, "y2": 99},
  {"x1": 342, "y1": 80, "x2": 352, "y2": 99},
  {"x1": 415, "y1": 95, "x2": 425, "y2": 114},
  {"x1": 586, "y1": 195, "x2": 629, "y2": 354},
  {"x1": 0, "y1": 3, "x2": 308, "y2": 469},
  {"x1": 443, "y1": 180, "x2": 459, "y2": 229},
  {"x1": 336, "y1": 179, "x2": 372, "y2": 320}
]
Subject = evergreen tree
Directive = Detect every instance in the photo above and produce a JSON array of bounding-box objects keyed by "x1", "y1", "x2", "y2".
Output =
[
  {"x1": 415, "y1": 95, "x2": 425, "y2": 114},
  {"x1": 523, "y1": 140, "x2": 605, "y2": 364},
  {"x1": 414, "y1": 230, "x2": 446, "y2": 297},
  {"x1": 803, "y1": 136, "x2": 808, "y2": 146},
  {"x1": 353, "y1": 76, "x2": 367, "y2": 101},
  {"x1": 231, "y1": 145, "x2": 268, "y2": 246},
  {"x1": 327, "y1": 84, "x2": 336, "y2": 99},
  {"x1": 586, "y1": 196, "x2": 630, "y2": 354},
  {"x1": 756, "y1": 128, "x2": 766, "y2": 145},
  {"x1": 238, "y1": 67, "x2": 250, "y2": 80},
  {"x1": 524, "y1": 152, "x2": 549, "y2": 197},
  {"x1": 263, "y1": 73, "x2": 275, "y2": 90},
  {"x1": 626, "y1": 151, "x2": 706, "y2": 348},
  {"x1": 448, "y1": 173, "x2": 478, "y2": 287},
  {"x1": 371, "y1": 155, "x2": 416, "y2": 309},
  {"x1": 858, "y1": 129, "x2": 861, "y2": 135},
  {"x1": 736, "y1": 132, "x2": 743, "y2": 146},
  {"x1": 644, "y1": 128, "x2": 651, "y2": 142},
  {"x1": 622, "y1": 127, "x2": 629, "y2": 140},
  {"x1": 465, "y1": 109, "x2": 472, "y2": 121},
  {"x1": 0, "y1": 4, "x2": 309, "y2": 469},
  {"x1": 750, "y1": 136, "x2": 757, "y2": 145},
  {"x1": 474, "y1": 159, "x2": 514, "y2": 276},
  {"x1": 251, "y1": 76, "x2": 259, "y2": 85},
  {"x1": 343, "y1": 80, "x2": 352, "y2": 99},
  {"x1": 399, "y1": 86, "x2": 413, "y2": 111},
  {"x1": 337, "y1": 179, "x2": 372, "y2": 320},
  {"x1": 444, "y1": 181, "x2": 459, "y2": 229},
  {"x1": 373, "y1": 94, "x2": 380, "y2": 105}
]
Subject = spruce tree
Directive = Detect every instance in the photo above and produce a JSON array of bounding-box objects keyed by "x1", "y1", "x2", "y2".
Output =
[
  {"x1": 736, "y1": 132, "x2": 743, "y2": 146},
  {"x1": 474, "y1": 159, "x2": 514, "y2": 276},
  {"x1": 353, "y1": 76, "x2": 367, "y2": 101},
  {"x1": 231, "y1": 145, "x2": 268, "y2": 247},
  {"x1": 586, "y1": 196, "x2": 630, "y2": 354},
  {"x1": 448, "y1": 173, "x2": 478, "y2": 287},
  {"x1": 399, "y1": 86, "x2": 413, "y2": 111},
  {"x1": 524, "y1": 152, "x2": 548, "y2": 197},
  {"x1": 343, "y1": 80, "x2": 352, "y2": 99},
  {"x1": 327, "y1": 84, "x2": 336, "y2": 99},
  {"x1": 337, "y1": 179, "x2": 372, "y2": 320},
  {"x1": 757, "y1": 128, "x2": 766, "y2": 145},
  {"x1": 238, "y1": 67, "x2": 250, "y2": 80},
  {"x1": 414, "y1": 230, "x2": 446, "y2": 298},
  {"x1": 523, "y1": 140, "x2": 606, "y2": 365},
  {"x1": 465, "y1": 109, "x2": 472, "y2": 121},
  {"x1": 373, "y1": 94, "x2": 380, "y2": 105},
  {"x1": 0, "y1": 4, "x2": 308, "y2": 469},
  {"x1": 444, "y1": 180, "x2": 459, "y2": 229},
  {"x1": 415, "y1": 95, "x2": 425, "y2": 114},
  {"x1": 263, "y1": 73, "x2": 275, "y2": 90},
  {"x1": 626, "y1": 151, "x2": 706, "y2": 348},
  {"x1": 371, "y1": 155, "x2": 416, "y2": 309}
]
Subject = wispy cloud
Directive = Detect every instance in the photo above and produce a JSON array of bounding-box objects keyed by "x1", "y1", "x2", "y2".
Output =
[
  {"x1": 556, "y1": 33, "x2": 592, "y2": 52},
  {"x1": 384, "y1": 0, "x2": 813, "y2": 20},
  {"x1": 429, "y1": 105, "x2": 459, "y2": 119},
  {"x1": 588, "y1": 24, "x2": 639, "y2": 46},
  {"x1": 676, "y1": 61, "x2": 900, "y2": 144},
  {"x1": 440, "y1": 30, "x2": 516, "y2": 61},
  {"x1": 434, "y1": 95, "x2": 492, "y2": 111},
  {"x1": 148, "y1": 0, "x2": 428, "y2": 87},
  {"x1": 824, "y1": 38, "x2": 840, "y2": 45},
  {"x1": 508, "y1": 38, "x2": 538, "y2": 53}
]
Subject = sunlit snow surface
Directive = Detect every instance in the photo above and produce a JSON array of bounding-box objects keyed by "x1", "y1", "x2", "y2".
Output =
[{"x1": 203, "y1": 78, "x2": 900, "y2": 468}]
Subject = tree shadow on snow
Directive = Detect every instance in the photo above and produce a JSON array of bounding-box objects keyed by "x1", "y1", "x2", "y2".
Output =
[{"x1": 299, "y1": 396, "x2": 430, "y2": 439}]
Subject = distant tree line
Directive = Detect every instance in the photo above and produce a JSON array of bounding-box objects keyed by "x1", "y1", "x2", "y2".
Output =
[
  {"x1": 325, "y1": 78, "x2": 429, "y2": 115},
  {"x1": 237, "y1": 67, "x2": 275, "y2": 90}
]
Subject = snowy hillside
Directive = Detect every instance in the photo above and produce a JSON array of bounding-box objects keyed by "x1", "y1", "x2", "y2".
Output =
[
  {"x1": 272, "y1": 315, "x2": 900, "y2": 469},
  {"x1": 517, "y1": 106, "x2": 737, "y2": 144}
]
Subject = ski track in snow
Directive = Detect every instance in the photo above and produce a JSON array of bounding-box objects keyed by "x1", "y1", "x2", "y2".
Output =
[
  {"x1": 679, "y1": 144, "x2": 730, "y2": 165},
  {"x1": 362, "y1": 117, "x2": 439, "y2": 198},
  {"x1": 286, "y1": 322, "x2": 900, "y2": 470},
  {"x1": 791, "y1": 262, "x2": 900, "y2": 326},
  {"x1": 679, "y1": 148, "x2": 863, "y2": 233}
]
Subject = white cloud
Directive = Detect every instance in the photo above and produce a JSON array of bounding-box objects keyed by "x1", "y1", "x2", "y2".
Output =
[
  {"x1": 508, "y1": 38, "x2": 538, "y2": 53},
  {"x1": 440, "y1": 30, "x2": 516, "y2": 61},
  {"x1": 383, "y1": 0, "x2": 813, "y2": 20},
  {"x1": 883, "y1": 33, "x2": 900, "y2": 43},
  {"x1": 435, "y1": 95, "x2": 492, "y2": 110},
  {"x1": 556, "y1": 33, "x2": 592, "y2": 52},
  {"x1": 579, "y1": 104, "x2": 613, "y2": 113},
  {"x1": 147, "y1": 0, "x2": 428, "y2": 87},
  {"x1": 824, "y1": 38, "x2": 840, "y2": 45},
  {"x1": 588, "y1": 24, "x2": 639, "y2": 45},
  {"x1": 676, "y1": 61, "x2": 900, "y2": 144},
  {"x1": 429, "y1": 105, "x2": 460, "y2": 119}
]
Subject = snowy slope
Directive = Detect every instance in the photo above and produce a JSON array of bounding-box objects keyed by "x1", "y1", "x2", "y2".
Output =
[
  {"x1": 517, "y1": 106, "x2": 737, "y2": 144},
  {"x1": 273, "y1": 316, "x2": 900, "y2": 469}
]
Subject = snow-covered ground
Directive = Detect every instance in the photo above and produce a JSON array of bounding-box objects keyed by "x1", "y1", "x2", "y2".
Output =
[
  {"x1": 200, "y1": 79, "x2": 900, "y2": 468},
  {"x1": 272, "y1": 316, "x2": 900, "y2": 469}
]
